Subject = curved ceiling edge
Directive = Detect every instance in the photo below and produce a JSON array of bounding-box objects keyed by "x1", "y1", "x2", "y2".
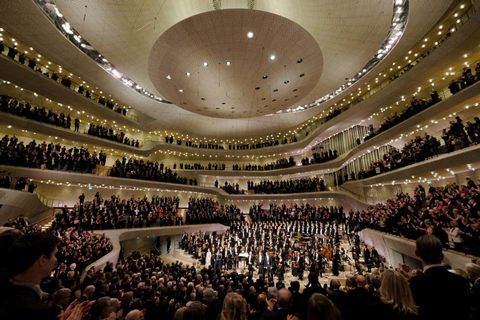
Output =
[
  {"x1": 33, "y1": 0, "x2": 407, "y2": 117},
  {"x1": 33, "y1": 0, "x2": 171, "y2": 105}
]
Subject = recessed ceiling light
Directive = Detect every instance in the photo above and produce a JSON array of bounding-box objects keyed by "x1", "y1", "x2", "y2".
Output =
[
  {"x1": 297, "y1": 59, "x2": 303, "y2": 63},
  {"x1": 226, "y1": 61, "x2": 231, "y2": 66},
  {"x1": 179, "y1": 89, "x2": 183, "y2": 92},
  {"x1": 247, "y1": 32, "x2": 254, "y2": 38},
  {"x1": 270, "y1": 55, "x2": 276, "y2": 60},
  {"x1": 186, "y1": 72, "x2": 191, "y2": 77},
  {"x1": 262, "y1": 75, "x2": 268, "y2": 79},
  {"x1": 203, "y1": 62, "x2": 208, "y2": 67},
  {"x1": 166, "y1": 75, "x2": 171, "y2": 79}
]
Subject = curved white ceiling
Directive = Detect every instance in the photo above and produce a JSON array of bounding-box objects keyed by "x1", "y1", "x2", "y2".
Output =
[{"x1": 0, "y1": 0, "x2": 454, "y2": 138}]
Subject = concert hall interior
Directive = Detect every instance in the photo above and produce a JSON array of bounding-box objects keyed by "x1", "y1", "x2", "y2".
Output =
[{"x1": 1, "y1": 1, "x2": 480, "y2": 320}]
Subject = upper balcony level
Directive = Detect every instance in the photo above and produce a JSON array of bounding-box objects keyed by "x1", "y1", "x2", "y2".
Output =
[{"x1": 0, "y1": 0, "x2": 478, "y2": 141}]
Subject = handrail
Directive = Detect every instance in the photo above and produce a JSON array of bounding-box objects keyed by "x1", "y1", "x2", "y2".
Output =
[{"x1": 33, "y1": 189, "x2": 64, "y2": 208}]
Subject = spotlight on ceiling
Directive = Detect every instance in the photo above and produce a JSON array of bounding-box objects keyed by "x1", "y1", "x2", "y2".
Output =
[
  {"x1": 185, "y1": 72, "x2": 190, "y2": 77},
  {"x1": 270, "y1": 55, "x2": 276, "y2": 61},
  {"x1": 226, "y1": 61, "x2": 231, "y2": 66},
  {"x1": 247, "y1": 32, "x2": 254, "y2": 38},
  {"x1": 179, "y1": 89, "x2": 184, "y2": 92},
  {"x1": 203, "y1": 62, "x2": 208, "y2": 67},
  {"x1": 166, "y1": 75, "x2": 171, "y2": 79}
]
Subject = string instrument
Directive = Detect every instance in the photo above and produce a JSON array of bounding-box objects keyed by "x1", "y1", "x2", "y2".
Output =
[
  {"x1": 293, "y1": 260, "x2": 299, "y2": 268},
  {"x1": 288, "y1": 248, "x2": 293, "y2": 259},
  {"x1": 325, "y1": 244, "x2": 333, "y2": 260}
]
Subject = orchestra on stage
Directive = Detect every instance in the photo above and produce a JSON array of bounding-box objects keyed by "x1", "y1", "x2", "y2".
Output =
[{"x1": 180, "y1": 219, "x2": 356, "y2": 280}]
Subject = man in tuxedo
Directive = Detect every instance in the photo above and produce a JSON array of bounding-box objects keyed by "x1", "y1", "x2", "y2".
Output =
[
  {"x1": 0, "y1": 232, "x2": 60, "y2": 320},
  {"x1": 408, "y1": 235, "x2": 470, "y2": 320},
  {"x1": 233, "y1": 244, "x2": 239, "y2": 269},
  {"x1": 265, "y1": 253, "x2": 273, "y2": 278},
  {"x1": 257, "y1": 250, "x2": 265, "y2": 276},
  {"x1": 247, "y1": 251, "x2": 255, "y2": 275},
  {"x1": 466, "y1": 262, "x2": 480, "y2": 320}
]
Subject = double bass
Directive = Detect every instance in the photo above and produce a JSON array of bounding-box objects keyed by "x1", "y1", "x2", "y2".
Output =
[{"x1": 325, "y1": 244, "x2": 333, "y2": 260}]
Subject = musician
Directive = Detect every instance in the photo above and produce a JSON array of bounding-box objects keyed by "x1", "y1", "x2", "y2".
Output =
[
  {"x1": 247, "y1": 251, "x2": 255, "y2": 275},
  {"x1": 265, "y1": 253, "x2": 273, "y2": 278},
  {"x1": 363, "y1": 245, "x2": 371, "y2": 271},
  {"x1": 276, "y1": 256, "x2": 285, "y2": 280},
  {"x1": 312, "y1": 249, "x2": 323, "y2": 278},
  {"x1": 214, "y1": 249, "x2": 222, "y2": 270},
  {"x1": 257, "y1": 250, "x2": 264, "y2": 276},
  {"x1": 233, "y1": 244, "x2": 240, "y2": 269},
  {"x1": 332, "y1": 247, "x2": 340, "y2": 276},
  {"x1": 225, "y1": 247, "x2": 232, "y2": 270}
]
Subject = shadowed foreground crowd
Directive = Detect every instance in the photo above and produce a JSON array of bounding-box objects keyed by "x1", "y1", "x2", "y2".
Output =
[{"x1": 0, "y1": 228, "x2": 479, "y2": 320}]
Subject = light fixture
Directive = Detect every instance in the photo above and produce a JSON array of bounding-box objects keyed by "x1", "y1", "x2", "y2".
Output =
[
  {"x1": 270, "y1": 55, "x2": 276, "y2": 60},
  {"x1": 247, "y1": 32, "x2": 254, "y2": 38},
  {"x1": 203, "y1": 62, "x2": 208, "y2": 67},
  {"x1": 186, "y1": 72, "x2": 190, "y2": 77},
  {"x1": 226, "y1": 61, "x2": 231, "y2": 66},
  {"x1": 179, "y1": 89, "x2": 183, "y2": 92},
  {"x1": 166, "y1": 75, "x2": 171, "y2": 79}
]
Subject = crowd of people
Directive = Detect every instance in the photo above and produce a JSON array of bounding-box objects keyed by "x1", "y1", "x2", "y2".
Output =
[
  {"x1": 0, "y1": 42, "x2": 130, "y2": 118},
  {"x1": 1, "y1": 93, "x2": 76, "y2": 130},
  {"x1": 246, "y1": 178, "x2": 326, "y2": 194},
  {"x1": 1, "y1": 213, "x2": 478, "y2": 320},
  {"x1": 109, "y1": 157, "x2": 197, "y2": 186},
  {"x1": 184, "y1": 198, "x2": 242, "y2": 225},
  {"x1": 339, "y1": 116, "x2": 476, "y2": 183},
  {"x1": 0, "y1": 93, "x2": 140, "y2": 149},
  {"x1": 0, "y1": 135, "x2": 106, "y2": 173},
  {"x1": 325, "y1": 108, "x2": 342, "y2": 122},
  {"x1": 305, "y1": 149, "x2": 338, "y2": 166},
  {"x1": 448, "y1": 66, "x2": 477, "y2": 95},
  {"x1": 176, "y1": 162, "x2": 226, "y2": 171},
  {"x1": 87, "y1": 124, "x2": 140, "y2": 148},
  {"x1": 232, "y1": 158, "x2": 296, "y2": 171},
  {"x1": 163, "y1": 135, "x2": 302, "y2": 151},
  {"x1": 348, "y1": 178, "x2": 480, "y2": 257}
]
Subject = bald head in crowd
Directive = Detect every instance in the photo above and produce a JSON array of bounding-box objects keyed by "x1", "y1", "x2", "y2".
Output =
[
  {"x1": 277, "y1": 288, "x2": 293, "y2": 309},
  {"x1": 125, "y1": 309, "x2": 146, "y2": 320},
  {"x1": 356, "y1": 275, "x2": 367, "y2": 288}
]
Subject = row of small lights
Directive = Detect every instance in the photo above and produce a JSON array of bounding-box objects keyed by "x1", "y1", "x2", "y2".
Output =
[
  {"x1": 0, "y1": 5, "x2": 472, "y2": 160},
  {"x1": 169, "y1": 31, "x2": 275, "y2": 93},
  {"x1": 324, "y1": 98, "x2": 478, "y2": 177}
]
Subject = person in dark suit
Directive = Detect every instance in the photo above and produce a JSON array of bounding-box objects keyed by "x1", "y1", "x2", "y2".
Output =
[
  {"x1": 408, "y1": 235, "x2": 470, "y2": 320},
  {"x1": 204, "y1": 288, "x2": 222, "y2": 320},
  {"x1": 327, "y1": 279, "x2": 348, "y2": 319},
  {"x1": 0, "y1": 232, "x2": 60, "y2": 320},
  {"x1": 465, "y1": 262, "x2": 480, "y2": 320},
  {"x1": 51, "y1": 288, "x2": 71, "y2": 315},
  {"x1": 257, "y1": 251, "x2": 265, "y2": 276},
  {"x1": 302, "y1": 272, "x2": 327, "y2": 312},
  {"x1": 260, "y1": 288, "x2": 299, "y2": 320},
  {"x1": 250, "y1": 293, "x2": 267, "y2": 320},
  {"x1": 347, "y1": 275, "x2": 378, "y2": 314},
  {"x1": 247, "y1": 251, "x2": 255, "y2": 275},
  {"x1": 265, "y1": 253, "x2": 273, "y2": 278}
]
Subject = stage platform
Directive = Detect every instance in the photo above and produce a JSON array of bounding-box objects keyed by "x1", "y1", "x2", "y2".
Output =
[{"x1": 81, "y1": 223, "x2": 229, "y2": 279}]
